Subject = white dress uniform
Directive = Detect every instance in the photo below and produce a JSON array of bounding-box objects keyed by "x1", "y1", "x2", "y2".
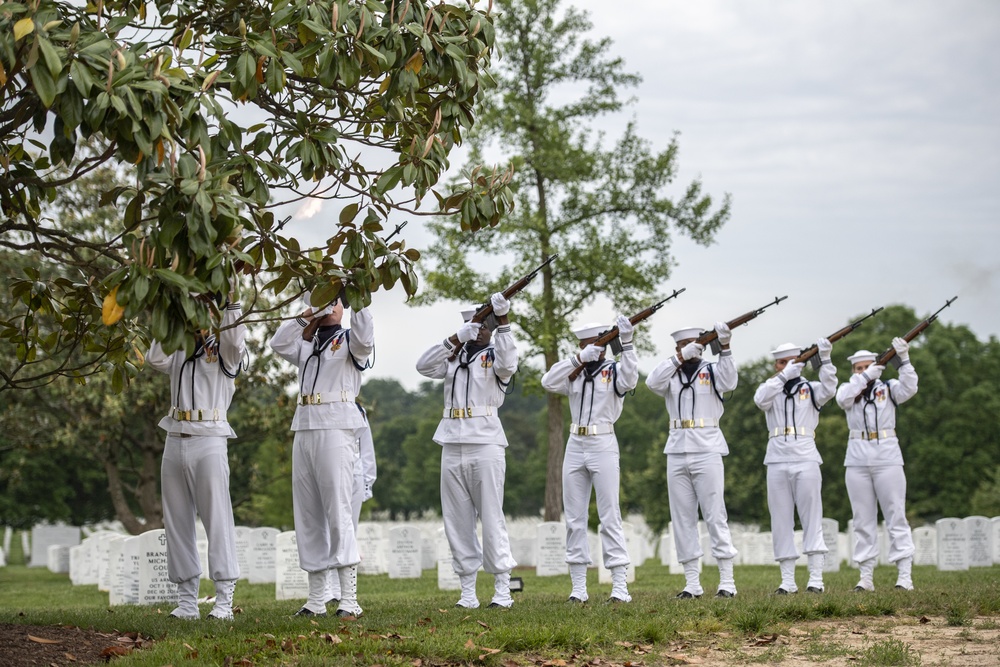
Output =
[
  {"x1": 836, "y1": 347, "x2": 918, "y2": 591},
  {"x1": 146, "y1": 302, "x2": 246, "y2": 620},
  {"x1": 415, "y1": 307, "x2": 518, "y2": 609},
  {"x1": 753, "y1": 342, "x2": 836, "y2": 593},
  {"x1": 541, "y1": 319, "x2": 638, "y2": 603},
  {"x1": 269, "y1": 306, "x2": 373, "y2": 616},
  {"x1": 646, "y1": 325, "x2": 739, "y2": 597}
]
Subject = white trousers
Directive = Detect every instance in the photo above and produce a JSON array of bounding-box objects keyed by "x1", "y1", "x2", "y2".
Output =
[
  {"x1": 292, "y1": 428, "x2": 360, "y2": 572},
  {"x1": 667, "y1": 453, "x2": 737, "y2": 564},
  {"x1": 161, "y1": 435, "x2": 238, "y2": 582},
  {"x1": 563, "y1": 442, "x2": 629, "y2": 568},
  {"x1": 440, "y1": 444, "x2": 516, "y2": 576},
  {"x1": 846, "y1": 464, "x2": 914, "y2": 564},
  {"x1": 767, "y1": 461, "x2": 828, "y2": 561}
]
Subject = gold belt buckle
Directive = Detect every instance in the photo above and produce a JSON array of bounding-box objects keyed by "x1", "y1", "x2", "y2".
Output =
[
  {"x1": 575, "y1": 426, "x2": 589, "y2": 436},
  {"x1": 450, "y1": 408, "x2": 465, "y2": 418},
  {"x1": 784, "y1": 427, "x2": 795, "y2": 435},
  {"x1": 681, "y1": 419, "x2": 695, "y2": 429},
  {"x1": 867, "y1": 431, "x2": 878, "y2": 440},
  {"x1": 177, "y1": 409, "x2": 190, "y2": 421}
]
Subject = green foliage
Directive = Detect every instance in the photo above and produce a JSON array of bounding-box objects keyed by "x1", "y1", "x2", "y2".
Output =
[
  {"x1": 415, "y1": 0, "x2": 730, "y2": 519},
  {"x1": 0, "y1": 0, "x2": 515, "y2": 390},
  {"x1": 857, "y1": 639, "x2": 921, "y2": 666},
  {"x1": 971, "y1": 466, "x2": 1000, "y2": 517}
]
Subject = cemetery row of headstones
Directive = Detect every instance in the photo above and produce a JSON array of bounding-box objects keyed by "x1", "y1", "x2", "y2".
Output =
[{"x1": 8, "y1": 516, "x2": 999, "y2": 606}]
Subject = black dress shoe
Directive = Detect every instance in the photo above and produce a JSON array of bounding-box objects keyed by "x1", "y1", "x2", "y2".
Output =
[
  {"x1": 293, "y1": 607, "x2": 326, "y2": 618},
  {"x1": 567, "y1": 596, "x2": 586, "y2": 603},
  {"x1": 715, "y1": 590, "x2": 737, "y2": 598},
  {"x1": 806, "y1": 586, "x2": 824, "y2": 594},
  {"x1": 675, "y1": 591, "x2": 701, "y2": 599},
  {"x1": 326, "y1": 598, "x2": 340, "y2": 607},
  {"x1": 486, "y1": 602, "x2": 511, "y2": 609},
  {"x1": 853, "y1": 585, "x2": 870, "y2": 592},
  {"x1": 894, "y1": 585, "x2": 913, "y2": 591},
  {"x1": 773, "y1": 587, "x2": 795, "y2": 595},
  {"x1": 607, "y1": 596, "x2": 629, "y2": 604},
  {"x1": 335, "y1": 609, "x2": 362, "y2": 618}
]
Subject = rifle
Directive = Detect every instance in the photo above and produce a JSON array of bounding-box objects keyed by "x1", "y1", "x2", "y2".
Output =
[
  {"x1": 695, "y1": 296, "x2": 788, "y2": 355},
  {"x1": 567, "y1": 288, "x2": 686, "y2": 381},
  {"x1": 795, "y1": 307, "x2": 883, "y2": 369},
  {"x1": 874, "y1": 297, "x2": 957, "y2": 369},
  {"x1": 448, "y1": 254, "x2": 558, "y2": 360}
]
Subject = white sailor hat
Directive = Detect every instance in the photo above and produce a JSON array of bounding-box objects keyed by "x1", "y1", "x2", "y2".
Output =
[
  {"x1": 572, "y1": 322, "x2": 606, "y2": 340},
  {"x1": 770, "y1": 343, "x2": 801, "y2": 360},
  {"x1": 847, "y1": 350, "x2": 877, "y2": 364},
  {"x1": 670, "y1": 326, "x2": 701, "y2": 343},
  {"x1": 461, "y1": 306, "x2": 479, "y2": 322}
]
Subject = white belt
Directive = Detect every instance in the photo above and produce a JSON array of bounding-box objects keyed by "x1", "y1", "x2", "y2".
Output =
[
  {"x1": 570, "y1": 423, "x2": 614, "y2": 436},
  {"x1": 299, "y1": 391, "x2": 355, "y2": 406},
  {"x1": 850, "y1": 429, "x2": 896, "y2": 441},
  {"x1": 443, "y1": 406, "x2": 494, "y2": 419},
  {"x1": 771, "y1": 426, "x2": 815, "y2": 438},
  {"x1": 170, "y1": 407, "x2": 225, "y2": 422},
  {"x1": 670, "y1": 418, "x2": 719, "y2": 429}
]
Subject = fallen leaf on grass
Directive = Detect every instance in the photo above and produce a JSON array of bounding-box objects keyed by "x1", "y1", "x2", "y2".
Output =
[
  {"x1": 412, "y1": 660, "x2": 423, "y2": 667},
  {"x1": 322, "y1": 633, "x2": 342, "y2": 645},
  {"x1": 751, "y1": 634, "x2": 779, "y2": 647},
  {"x1": 28, "y1": 635, "x2": 63, "y2": 644},
  {"x1": 64, "y1": 653, "x2": 77, "y2": 662},
  {"x1": 478, "y1": 647, "x2": 501, "y2": 660},
  {"x1": 615, "y1": 641, "x2": 634, "y2": 648},
  {"x1": 99, "y1": 645, "x2": 132, "y2": 661},
  {"x1": 437, "y1": 609, "x2": 449, "y2": 614},
  {"x1": 477, "y1": 620, "x2": 491, "y2": 629},
  {"x1": 465, "y1": 639, "x2": 475, "y2": 649},
  {"x1": 663, "y1": 654, "x2": 702, "y2": 665},
  {"x1": 541, "y1": 660, "x2": 567, "y2": 667},
  {"x1": 919, "y1": 616, "x2": 930, "y2": 624}
]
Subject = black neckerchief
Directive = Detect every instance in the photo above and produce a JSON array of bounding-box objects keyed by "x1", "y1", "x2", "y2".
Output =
[
  {"x1": 677, "y1": 358, "x2": 705, "y2": 420},
  {"x1": 316, "y1": 324, "x2": 343, "y2": 346},
  {"x1": 680, "y1": 358, "x2": 702, "y2": 382},
  {"x1": 301, "y1": 325, "x2": 345, "y2": 396},
  {"x1": 780, "y1": 377, "x2": 807, "y2": 438}
]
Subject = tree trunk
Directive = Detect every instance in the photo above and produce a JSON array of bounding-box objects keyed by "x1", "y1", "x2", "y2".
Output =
[{"x1": 543, "y1": 391, "x2": 564, "y2": 521}]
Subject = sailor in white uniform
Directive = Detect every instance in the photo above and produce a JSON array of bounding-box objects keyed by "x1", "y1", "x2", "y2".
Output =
[
  {"x1": 835, "y1": 340, "x2": 918, "y2": 591},
  {"x1": 415, "y1": 294, "x2": 518, "y2": 609},
  {"x1": 147, "y1": 300, "x2": 247, "y2": 620},
  {"x1": 753, "y1": 340, "x2": 836, "y2": 594},
  {"x1": 269, "y1": 293, "x2": 373, "y2": 617},
  {"x1": 645, "y1": 323, "x2": 739, "y2": 598},
  {"x1": 541, "y1": 316, "x2": 638, "y2": 603}
]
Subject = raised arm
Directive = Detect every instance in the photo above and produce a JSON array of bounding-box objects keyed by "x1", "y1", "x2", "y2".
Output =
[
  {"x1": 492, "y1": 323, "x2": 519, "y2": 381},
  {"x1": 269, "y1": 317, "x2": 307, "y2": 365},
  {"x1": 347, "y1": 307, "x2": 374, "y2": 361},
  {"x1": 415, "y1": 339, "x2": 452, "y2": 380},
  {"x1": 145, "y1": 340, "x2": 174, "y2": 374},
  {"x1": 646, "y1": 357, "x2": 681, "y2": 397},
  {"x1": 218, "y1": 302, "x2": 247, "y2": 373},
  {"x1": 540, "y1": 358, "x2": 574, "y2": 396},
  {"x1": 812, "y1": 359, "x2": 838, "y2": 406},
  {"x1": 713, "y1": 350, "x2": 738, "y2": 393},
  {"x1": 753, "y1": 374, "x2": 784, "y2": 410}
]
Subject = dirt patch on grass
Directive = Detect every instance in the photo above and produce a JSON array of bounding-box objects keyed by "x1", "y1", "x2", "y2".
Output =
[
  {"x1": 663, "y1": 615, "x2": 1000, "y2": 666},
  {"x1": 0, "y1": 624, "x2": 151, "y2": 667}
]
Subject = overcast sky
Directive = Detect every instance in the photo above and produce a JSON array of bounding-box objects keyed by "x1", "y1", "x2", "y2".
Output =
[{"x1": 285, "y1": 0, "x2": 1000, "y2": 390}]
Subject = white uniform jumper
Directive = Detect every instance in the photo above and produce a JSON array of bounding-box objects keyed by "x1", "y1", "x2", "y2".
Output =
[
  {"x1": 147, "y1": 302, "x2": 246, "y2": 619},
  {"x1": 416, "y1": 324, "x2": 518, "y2": 608},
  {"x1": 646, "y1": 351, "x2": 738, "y2": 595},
  {"x1": 269, "y1": 308, "x2": 373, "y2": 615},
  {"x1": 541, "y1": 343, "x2": 638, "y2": 602},
  {"x1": 836, "y1": 362, "x2": 918, "y2": 589},
  {"x1": 754, "y1": 361, "x2": 836, "y2": 591}
]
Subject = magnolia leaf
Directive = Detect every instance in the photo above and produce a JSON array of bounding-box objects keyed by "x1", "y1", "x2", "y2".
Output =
[
  {"x1": 102, "y1": 286, "x2": 125, "y2": 326},
  {"x1": 13, "y1": 17, "x2": 34, "y2": 41}
]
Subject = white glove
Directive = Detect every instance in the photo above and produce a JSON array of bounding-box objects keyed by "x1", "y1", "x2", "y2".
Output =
[
  {"x1": 780, "y1": 361, "x2": 804, "y2": 381},
  {"x1": 457, "y1": 322, "x2": 481, "y2": 343},
  {"x1": 314, "y1": 303, "x2": 334, "y2": 318},
  {"x1": 680, "y1": 341, "x2": 704, "y2": 361},
  {"x1": 714, "y1": 321, "x2": 732, "y2": 346},
  {"x1": 892, "y1": 337, "x2": 910, "y2": 362},
  {"x1": 862, "y1": 364, "x2": 884, "y2": 382},
  {"x1": 491, "y1": 292, "x2": 510, "y2": 316},
  {"x1": 363, "y1": 484, "x2": 373, "y2": 501},
  {"x1": 817, "y1": 337, "x2": 833, "y2": 363},
  {"x1": 578, "y1": 344, "x2": 603, "y2": 363},
  {"x1": 616, "y1": 315, "x2": 634, "y2": 344}
]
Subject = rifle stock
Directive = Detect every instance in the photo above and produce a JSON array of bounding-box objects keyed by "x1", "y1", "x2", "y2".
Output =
[
  {"x1": 566, "y1": 288, "x2": 686, "y2": 381},
  {"x1": 795, "y1": 307, "x2": 884, "y2": 367},
  {"x1": 695, "y1": 296, "x2": 788, "y2": 354},
  {"x1": 874, "y1": 297, "x2": 957, "y2": 368}
]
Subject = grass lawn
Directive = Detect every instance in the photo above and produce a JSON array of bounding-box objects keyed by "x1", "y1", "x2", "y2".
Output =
[{"x1": 2, "y1": 551, "x2": 1000, "y2": 666}]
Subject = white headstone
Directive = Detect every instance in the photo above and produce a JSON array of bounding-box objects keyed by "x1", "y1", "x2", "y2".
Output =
[
  {"x1": 137, "y1": 529, "x2": 179, "y2": 605},
  {"x1": 97, "y1": 532, "x2": 122, "y2": 592},
  {"x1": 740, "y1": 532, "x2": 765, "y2": 566},
  {"x1": 234, "y1": 526, "x2": 251, "y2": 580},
  {"x1": 936, "y1": 518, "x2": 969, "y2": 571},
  {"x1": 30, "y1": 524, "x2": 81, "y2": 567},
  {"x1": 587, "y1": 531, "x2": 600, "y2": 568},
  {"x1": 821, "y1": 518, "x2": 840, "y2": 572},
  {"x1": 759, "y1": 532, "x2": 776, "y2": 564},
  {"x1": 387, "y1": 526, "x2": 423, "y2": 579},
  {"x1": 274, "y1": 531, "x2": 309, "y2": 600},
  {"x1": 123, "y1": 536, "x2": 141, "y2": 604},
  {"x1": 992, "y1": 517, "x2": 1000, "y2": 565},
  {"x1": 0, "y1": 544, "x2": 6, "y2": 567},
  {"x1": 436, "y1": 528, "x2": 462, "y2": 591},
  {"x1": 535, "y1": 522, "x2": 568, "y2": 576},
  {"x1": 247, "y1": 527, "x2": 278, "y2": 584},
  {"x1": 107, "y1": 537, "x2": 128, "y2": 606},
  {"x1": 21, "y1": 531, "x2": 30, "y2": 561},
  {"x1": 877, "y1": 523, "x2": 890, "y2": 565},
  {"x1": 2, "y1": 526, "x2": 12, "y2": 557},
  {"x1": 598, "y1": 522, "x2": 636, "y2": 584},
  {"x1": 837, "y1": 533, "x2": 849, "y2": 566},
  {"x1": 964, "y1": 516, "x2": 992, "y2": 567},
  {"x1": 912, "y1": 526, "x2": 937, "y2": 566},
  {"x1": 69, "y1": 545, "x2": 87, "y2": 585},
  {"x1": 356, "y1": 522, "x2": 387, "y2": 575},
  {"x1": 659, "y1": 533, "x2": 672, "y2": 567},
  {"x1": 421, "y1": 534, "x2": 437, "y2": 570},
  {"x1": 47, "y1": 545, "x2": 71, "y2": 574}
]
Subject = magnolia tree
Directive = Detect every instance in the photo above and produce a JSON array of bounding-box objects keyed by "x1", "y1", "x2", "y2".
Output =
[{"x1": 0, "y1": 0, "x2": 513, "y2": 390}]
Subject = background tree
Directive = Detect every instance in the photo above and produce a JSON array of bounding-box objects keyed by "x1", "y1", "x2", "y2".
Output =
[
  {"x1": 1, "y1": 0, "x2": 514, "y2": 391},
  {"x1": 414, "y1": 0, "x2": 731, "y2": 519}
]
